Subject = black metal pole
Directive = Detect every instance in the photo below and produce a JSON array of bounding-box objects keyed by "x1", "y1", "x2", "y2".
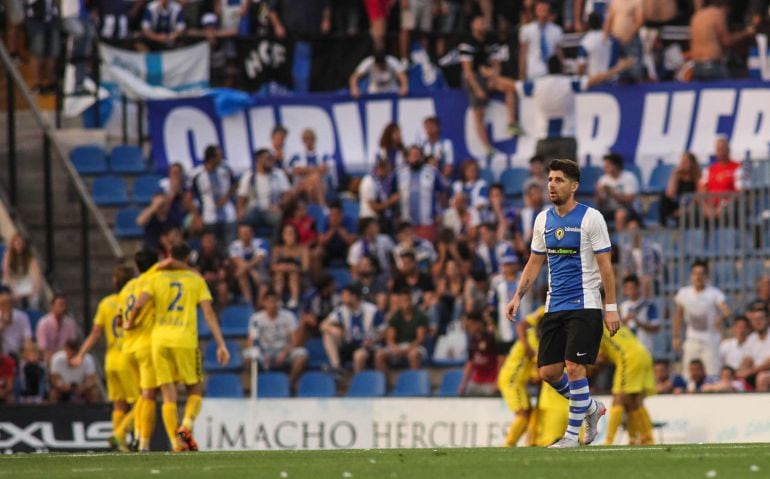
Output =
[
  {"x1": 6, "y1": 68, "x2": 17, "y2": 207},
  {"x1": 92, "y1": 53, "x2": 100, "y2": 128},
  {"x1": 43, "y1": 135, "x2": 54, "y2": 276},
  {"x1": 80, "y1": 199, "x2": 91, "y2": 330},
  {"x1": 121, "y1": 94, "x2": 128, "y2": 144},
  {"x1": 136, "y1": 100, "x2": 144, "y2": 147}
]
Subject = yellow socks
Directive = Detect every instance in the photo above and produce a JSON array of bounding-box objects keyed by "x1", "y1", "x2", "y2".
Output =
[
  {"x1": 636, "y1": 408, "x2": 655, "y2": 445},
  {"x1": 140, "y1": 399, "x2": 157, "y2": 451},
  {"x1": 161, "y1": 402, "x2": 180, "y2": 450},
  {"x1": 626, "y1": 409, "x2": 641, "y2": 445},
  {"x1": 131, "y1": 398, "x2": 143, "y2": 440},
  {"x1": 605, "y1": 405, "x2": 624, "y2": 445},
  {"x1": 115, "y1": 406, "x2": 136, "y2": 442},
  {"x1": 526, "y1": 409, "x2": 539, "y2": 447},
  {"x1": 182, "y1": 394, "x2": 203, "y2": 431},
  {"x1": 504, "y1": 414, "x2": 529, "y2": 447},
  {"x1": 112, "y1": 410, "x2": 126, "y2": 438}
]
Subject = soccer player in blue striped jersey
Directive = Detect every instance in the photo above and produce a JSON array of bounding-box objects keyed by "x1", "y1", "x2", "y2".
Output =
[{"x1": 506, "y1": 159, "x2": 620, "y2": 448}]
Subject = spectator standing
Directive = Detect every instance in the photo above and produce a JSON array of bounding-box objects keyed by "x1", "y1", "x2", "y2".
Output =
[
  {"x1": 248, "y1": 289, "x2": 308, "y2": 389},
  {"x1": 288, "y1": 128, "x2": 338, "y2": 205},
  {"x1": 229, "y1": 223, "x2": 269, "y2": 308},
  {"x1": 604, "y1": 0, "x2": 644, "y2": 82},
  {"x1": 271, "y1": 224, "x2": 309, "y2": 310},
  {"x1": 719, "y1": 315, "x2": 752, "y2": 371},
  {"x1": 35, "y1": 294, "x2": 79, "y2": 364},
  {"x1": 397, "y1": 146, "x2": 445, "y2": 243},
  {"x1": 320, "y1": 284, "x2": 384, "y2": 374},
  {"x1": 399, "y1": 0, "x2": 433, "y2": 61},
  {"x1": 659, "y1": 152, "x2": 701, "y2": 226},
  {"x1": 420, "y1": 116, "x2": 455, "y2": 179},
  {"x1": 452, "y1": 159, "x2": 489, "y2": 212},
  {"x1": 237, "y1": 149, "x2": 293, "y2": 232},
  {"x1": 619, "y1": 274, "x2": 659, "y2": 354},
  {"x1": 363, "y1": 0, "x2": 392, "y2": 52},
  {"x1": 192, "y1": 231, "x2": 230, "y2": 307},
  {"x1": 160, "y1": 162, "x2": 190, "y2": 224},
  {"x1": 24, "y1": 0, "x2": 60, "y2": 93},
  {"x1": 458, "y1": 312, "x2": 498, "y2": 396},
  {"x1": 672, "y1": 261, "x2": 731, "y2": 380},
  {"x1": 460, "y1": 13, "x2": 521, "y2": 154},
  {"x1": 137, "y1": 192, "x2": 184, "y2": 251},
  {"x1": 269, "y1": 126, "x2": 289, "y2": 172},
  {"x1": 0, "y1": 285, "x2": 33, "y2": 358},
  {"x1": 49, "y1": 340, "x2": 101, "y2": 403},
  {"x1": 577, "y1": 12, "x2": 621, "y2": 77},
  {"x1": 347, "y1": 218, "x2": 395, "y2": 276},
  {"x1": 99, "y1": 0, "x2": 130, "y2": 40},
  {"x1": 191, "y1": 145, "x2": 238, "y2": 244},
  {"x1": 738, "y1": 302, "x2": 770, "y2": 391},
  {"x1": 686, "y1": 358, "x2": 719, "y2": 393},
  {"x1": 519, "y1": 0, "x2": 564, "y2": 80},
  {"x1": 375, "y1": 123, "x2": 406, "y2": 170},
  {"x1": 654, "y1": 359, "x2": 686, "y2": 394},
  {"x1": 375, "y1": 287, "x2": 429, "y2": 373},
  {"x1": 595, "y1": 153, "x2": 642, "y2": 231},
  {"x1": 689, "y1": 0, "x2": 755, "y2": 81},
  {"x1": 141, "y1": 0, "x2": 186, "y2": 49},
  {"x1": 268, "y1": 0, "x2": 330, "y2": 38},
  {"x1": 358, "y1": 158, "x2": 399, "y2": 233},
  {"x1": 349, "y1": 51, "x2": 408, "y2": 98},
  {"x1": 2, "y1": 233, "x2": 43, "y2": 309},
  {"x1": 61, "y1": 0, "x2": 96, "y2": 93},
  {"x1": 620, "y1": 221, "x2": 662, "y2": 297},
  {"x1": 699, "y1": 136, "x2": 743, "y2": 219}
]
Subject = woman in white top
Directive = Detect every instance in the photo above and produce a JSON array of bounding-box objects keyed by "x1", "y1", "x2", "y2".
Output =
[
  {"x1": 451, "y1": 158, "x2": 489, "y2": 212},
  {"x1": 2, "y1": 234, "x2": 42, "y2": 310}
]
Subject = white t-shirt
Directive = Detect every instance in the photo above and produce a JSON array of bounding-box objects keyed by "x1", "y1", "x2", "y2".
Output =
[
  {"x1": 354, "y1": 55, "x2": 404, "y2": 94},
  {"x1": 50, "y1": 351, "x2": 96, "y2": 386},
  {"x1": 674, "y1": 285, "x2": 726, "y2": 341},
  {"x1": 745, "y1": 331, "x2": 770, "y2": 365},
  {"x1": 249, "y1": 309, "x2": 298, "y2": 357},
  {"x1": 229, "y1": 238, "x2": 269, "y2": 261},
  {"x1": 515, "y1": 75, "x2": 588, "y2": 139},
  {"x1": 597, "y1": 171, "x2": 640, "y2": 211},
  {"x1": 519, "y1": 21, "x2": 564, "y2": 79},
  {"x1": 359, "y1": 174, "x2": 379, "y2": 219},
  {"x1": 719, "y1": 337, "x2": 752, "y2": 370},
  {"x1": 237, "y1": 169, "x2": 291, "y2": 211},
  {"x1": 578, "y1": 30, "x2": 619, "y2": 76}
]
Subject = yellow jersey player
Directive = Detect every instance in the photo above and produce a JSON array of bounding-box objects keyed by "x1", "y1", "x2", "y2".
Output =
[
  {"x1": 598, "y1": 323, "x2": 656, "y2": 445},
  {"x1": 74, "y1": 265, "x2": 138, "y2": 451},
  {"x1": 119, "y1": 249, "x2": 163, "y2": 452},
  {"x1": 498, "y1": 306, "x2": 544, "y2": 446},
  {"x1": 129, "y1": 243, "x2": 229, "y2": 452}
]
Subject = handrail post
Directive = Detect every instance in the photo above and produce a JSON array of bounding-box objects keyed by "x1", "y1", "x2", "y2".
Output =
[
  {"x1": 43, "y1": 135, "x2": 54, "y2": 276},
  {"x1": 81, "y1": 199, "x2": 91, "y2": 329},
  {"x1": 6, "y1": 66, "x2": 17, "y2": 207}
]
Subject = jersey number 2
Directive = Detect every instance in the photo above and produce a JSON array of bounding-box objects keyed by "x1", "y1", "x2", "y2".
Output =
[{"x1": 168, "y1": 282, "x2": 184, "y2": 312}]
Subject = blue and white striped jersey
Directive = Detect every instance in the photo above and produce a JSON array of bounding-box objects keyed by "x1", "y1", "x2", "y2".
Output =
[
  {"x1": 531, "y1": 203, "x2": 611, "y2": 312},
  {"x1": 396, "y1": 164, "x2": 444, "y2": 227}
]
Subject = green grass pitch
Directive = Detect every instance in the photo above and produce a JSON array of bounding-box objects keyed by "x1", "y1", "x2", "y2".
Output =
[{"x1": 3, "y1": 444, "x2": 770, "y2": 479}]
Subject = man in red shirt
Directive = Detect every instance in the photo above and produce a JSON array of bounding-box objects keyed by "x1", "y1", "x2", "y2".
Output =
[
  {"x1": 0, "y1": 347, "x2": 16, "y2": 404},
  {"x1": 699, "y1": 136, "x2": 743, "y2": 218},
  {"x1": 459, "y1": 312, "x2": 499, "y2": 396}
]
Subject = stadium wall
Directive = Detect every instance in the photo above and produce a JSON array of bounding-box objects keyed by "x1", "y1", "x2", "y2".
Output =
[{"x1": 147, "y1": 81, "x2": 770, "y2": 177}]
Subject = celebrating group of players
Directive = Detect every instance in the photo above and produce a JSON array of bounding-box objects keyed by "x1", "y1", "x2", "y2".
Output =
[{"x1": 76, "y1": 244, "x2": 229, "y2": 452}]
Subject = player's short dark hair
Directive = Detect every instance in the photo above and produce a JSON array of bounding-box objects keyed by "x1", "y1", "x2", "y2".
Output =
[
  {"x1": 170, "y1": 243, "x2": 192, "y2": 261},
  {"x1": 547, "y1": 55, "x2": 562, "y2": 74},
  {"x1": 548, "y1": 159, "x2": 581, "y2": 183},
  {"x1": 603, "y1": 153, "x2": 625, "y2": 170},
  {"x1": 204, "y1": 145, "x2": 220, "y2": 162},
  {"x1": 691, "y1": 260, "x2": 710, "y2": 274},
  {"x1": 135, "y1": 249, "x2": 157, "y2": 273},
  {"x1": 587, "y1": 12, "x2": 603, "y2": 30},
  {"x1": 623, "y1": 274, "x2": 640, "y2": 286}
]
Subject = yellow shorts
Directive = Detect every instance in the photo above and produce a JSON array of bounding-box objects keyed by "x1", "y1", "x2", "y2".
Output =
[
  {"x1": 153, "y1": 346, "x2": 202, "y2": 386},
  {"x1": 612, "y1": 352, "x2": 656, "y2": 396},
  {"x1": 498, "y1": 342, "x2": 535, "y2": 412},
  {"x1": 105, "y1": 367, "x2": 139, "y2": 403},
  {"x1": 127, "y1": 348, "x2": 159, "y2": 390}
]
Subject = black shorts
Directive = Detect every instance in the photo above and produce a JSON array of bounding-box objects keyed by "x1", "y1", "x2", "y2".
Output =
[{"x1": 537, "y1": 309, "x2": 604, "y2": 367}]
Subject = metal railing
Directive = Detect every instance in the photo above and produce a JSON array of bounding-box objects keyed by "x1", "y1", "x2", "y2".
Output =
[{"x1": 0, "y1": 41, "x2": 123, "y2": 325}]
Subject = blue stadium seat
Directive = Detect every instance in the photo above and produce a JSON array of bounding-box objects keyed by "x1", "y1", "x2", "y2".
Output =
[
  {"x1": 307, "y1": 203, "x2": 328, "y2": 233},
  {"x1": 206, "y1": 374, "x2": 244, "y2": 398},
  {"x1": 346, "y1": 371, "x2": 386, "y2": 397},
  {"x1": 132, "y1": 174, "x2": 163, "y2": 205},
  {"x1": 114, "y1": 208, "x2": 143, "y2": 238},
  {"x1": 197, "y1": 308, "x2": 212, "y2": 339},
  {"x1": 578, "y1": 165, "x2": 603, "y2": 195},
  {"x1": 110, "y1": 145, "x2": 146, "y2": 174},
  {"x1": 343, "y1": 214, "x2": 359, "y2": 234},
  {"x1": 92, "y1": 175, "x2": 129, "y2": 207},
  {"x1": 203, "y1": 340, "x2": 243, "y2": 372},
  {"x1": 436, "y1": 369, "x2": 464, "y2": 397},
  {"x1": 220, "y1": 305, "x2": 254, "y2": 338},
  {"x1": 480, "y1": 168, "x2": 495, "y2": 185},
  {"x1": 500, "y1": 168, "x2": 530, "y2": 198},
  {"x1": 431, "y1": 358, "x2": 466, "y2": 368},
  {"x1": 305, "y1": 337, "x2": 329, "y2": 369},
  {"x1": 25, "y1": 309, "x2": 46, "y2": 332},
  {"x1": 297, "y1": 372, "x2": 336, "y2": 397},
  {"x1": 645, "y1": 200, "x2": 661, "y2": 225},
  {"x1": 70, "y1": 145, "x2": 108, "y2": 175},
  {"x1": 328, "y1": 267, "x2": 352, "y2": 290},
  {"x1": 647, "y1": 162, "x2": 674, "y2": 194},
  {"x1": 392, "y1": 369, "x2": 431, "y2": 397},
  {"x1": 341, "y1": 198, "x2": 360, "y2": 220},
  {"x1": 258, "y1": 372, "x2": 290, "y2": 398}
]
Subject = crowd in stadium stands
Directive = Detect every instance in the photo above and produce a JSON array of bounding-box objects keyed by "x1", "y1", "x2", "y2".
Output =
[{"x1": 4, "y1": 0, "x2": 770, "y2": 92}]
